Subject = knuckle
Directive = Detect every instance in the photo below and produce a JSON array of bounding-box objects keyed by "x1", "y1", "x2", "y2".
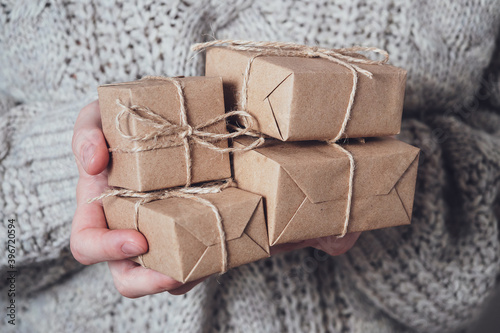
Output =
[
  {"x1": 72, "y1": 126, "x2": 103, "y2": 156},
  {"x1": 71, "y1": 130, "x2": 84, "y2": 156},
  {"x1": 156, "y1": 277, "x2": 182, "y2": 292},
  {"x1": 97, "y1": 232, "x2": 117, "y2": 260},
  {"x1": 114, "y1": 279, "x2": 135, "y2": 298},
  {"x1": 86, "y1": 127, "x2": 104, "y2": 143},
  {"x1": 70, "y1": 240, "x2": 91, "y2": 265},
  {"x1": 110, "y1": 266, "x2": 139, "y2": 298}
]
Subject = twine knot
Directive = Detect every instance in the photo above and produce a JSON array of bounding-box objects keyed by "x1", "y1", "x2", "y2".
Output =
[
  {"x1": 191, "y1": 40, "x2": 388, "y2": 143},
  {"x1": 111, "y1": 76, "x2": 265, "y2": 187},
  {"x1": 180, "y1": 125, "x2": 193, "y2": 139},
  {"x1": 191, "y1": 39, "x2": 390, "y2": 238},
  {"x1": 95, "y1": 75, "x2": 267, "y2": 277},
  {"x1": 90, "y1": 179, "x2": 236, "y2": 274}
]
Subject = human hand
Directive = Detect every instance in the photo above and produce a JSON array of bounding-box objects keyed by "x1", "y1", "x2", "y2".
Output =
[
  {"x1": 70, "y1": 101, "x2": 359, "y2": 298},
  {"x1": 70, "y1": 100, "x2": 204, "y2": 298}
]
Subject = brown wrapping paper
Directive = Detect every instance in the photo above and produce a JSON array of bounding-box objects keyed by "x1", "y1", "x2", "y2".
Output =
[
  {"x1": 98, "y1": 76, "x2": 231, "y2": 191},
  {"x1": 233, "y1": 137, "x2": 420, "y2": 245},
  {"x1": 103, "y1": 187, "x2": 270, "y2": 283},
  {"x1": 206, "y1": 47, "x2": 407, "y2": 141}
]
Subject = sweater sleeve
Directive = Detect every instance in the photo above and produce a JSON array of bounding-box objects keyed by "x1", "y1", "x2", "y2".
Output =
[{"x1": 0, "y1": 97, "x2": 94, "y2": 294}]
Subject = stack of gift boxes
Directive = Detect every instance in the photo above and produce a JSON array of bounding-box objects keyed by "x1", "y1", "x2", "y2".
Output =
[{"x1": 97, "y1": 45, "x2": 420, "y2": 284}]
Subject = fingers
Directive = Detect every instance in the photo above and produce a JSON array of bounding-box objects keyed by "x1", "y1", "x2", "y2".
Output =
[
  {"x1": 71, "y1": 101, "x2": 193, "y2": 297},
  {"x1": 72, "y1": 100, "x2": 109, "y2": 176},
  {"x1": 75, "y1": 168, "x2": 109, "y2": 206},
  {"x1": 71, "y1": 225, "x2": 148, "y2": 266},
  {"x1": 312, "y1": 232, "x2": 361, "y2": 256},
  {"x1": 71, "y1": 179, "x2": 148, "y2": 265},
  {"x1": 71, "y1": 100, "x2": 137, "y2": 266},
  {"x1": 108, "y1": 260, "x2": 206, "y2": 298},
  {"x1": 103, "y1": 232, "x2": 360, "y2": 298}
]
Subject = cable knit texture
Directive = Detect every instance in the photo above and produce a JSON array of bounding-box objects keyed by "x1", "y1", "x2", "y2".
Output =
[{"x1": 0, "y1": 1, "x2": 499, "y2": 332}]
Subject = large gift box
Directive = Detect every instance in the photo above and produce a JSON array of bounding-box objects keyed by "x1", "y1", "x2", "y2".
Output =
[
  {"x1": 206, "y1": 47, "x2": 407, "y2": 141},
  {"x1": 98, "y1": 76, "x2": 231, "y2": 191},
  {"x1": 103, "y1": 187, "x2": 270, "y2": 283},
  {"x1": 233, "y1": 137, "x2": 420, "y2": 245}
]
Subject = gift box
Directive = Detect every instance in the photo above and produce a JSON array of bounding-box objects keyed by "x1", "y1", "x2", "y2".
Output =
[
  {"x1": 103, "y1": 187, "x2": 270, "y2": 283},
  {"x1": 233, "y1": 137, "x2": 420, "y2": 245},
  {"x1": 98, "y1": 76, "x2": 231, "y2": 191},
  {"x1": 206, "y1": 47, "x2": 407, "y2": 141}
]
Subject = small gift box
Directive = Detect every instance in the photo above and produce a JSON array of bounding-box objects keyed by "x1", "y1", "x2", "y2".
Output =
[
  {"x1": 98, "y1": 76, "x2": 232, "y2": 191},
  {"x1": 103, "y1": 187, "x2": 270, "y2": 283},
  {"x1": 205, "y1": 47, "x2": 407, "y2": 141},
  {"x1": 233, "y1": 137, "x2": 420, "y2": 245}
]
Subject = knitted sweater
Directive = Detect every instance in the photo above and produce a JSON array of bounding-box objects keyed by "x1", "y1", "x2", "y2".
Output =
[{"x1": 1, "y1": 1, "x2": 500, "y2": 332}]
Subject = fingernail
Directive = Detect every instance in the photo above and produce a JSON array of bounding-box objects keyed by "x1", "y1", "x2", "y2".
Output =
[
  {"x1": 82, "y1": 144, "x2": 96, "y2": 169},
  {"x1": 122, "y1": 242, "x2": 144, "y2": 256}
]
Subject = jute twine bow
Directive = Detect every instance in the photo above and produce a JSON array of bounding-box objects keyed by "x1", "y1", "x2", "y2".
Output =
[
  {"x1": 111, "y1": 75, "x2": 265, "y2": 187},
  {"x1": 192, "y1": 40, "x2": 390, "y2": 237},
  {"x1": 89, "y1": 179, "x2": 235, "y2": 274},
  {"x1": 94, "y1": 75, "x2": 266, "y2": 274}
]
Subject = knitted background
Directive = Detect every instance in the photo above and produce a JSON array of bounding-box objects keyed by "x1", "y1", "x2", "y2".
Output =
[{"x1": 0, "y1": 1, "x2": 499, "y2": 332}]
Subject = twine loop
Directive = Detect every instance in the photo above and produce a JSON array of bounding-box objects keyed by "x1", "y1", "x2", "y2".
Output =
[
  {"x1": 192, "y1": 40, "x2": 390, "y2": 238},
  {"x1": 97, "y1": 74, "x2": 266, "y2": 276},
  {"x1": 191, "y1": 40, "x2": 388, "y2": 142},
  {"x1": 111, "y1": 76, "x2": 264, "y2": 187},
  {"x1": 90, "y1": 179, "x2": 235, "y2": 273},
  {"x1": 181, "y1": 125, "x2": 193, "y2": 139}
]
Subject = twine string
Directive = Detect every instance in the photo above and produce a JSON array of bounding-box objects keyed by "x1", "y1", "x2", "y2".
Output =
[
  {"x1": 101, "y1": 74, "x2": 266, "y2": 273},
  {"x1": 112, "y1": 76, "x2": 265, "y2": 186},
  {"x1": 89, "y1": 179, "x2": 235, "y2": 273},
  {"x1": 192, "y1": 40, "x2": 388, "y2": 238}
]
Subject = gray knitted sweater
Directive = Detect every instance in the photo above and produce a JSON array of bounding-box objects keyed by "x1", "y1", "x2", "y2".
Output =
[{"x1": 1, "y1": 1, "x2": 500, "y2": 332}]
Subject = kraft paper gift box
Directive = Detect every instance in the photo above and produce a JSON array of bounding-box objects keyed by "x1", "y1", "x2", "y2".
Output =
[
  {"x1": 103, "y1": 187, "x2": 270, "y2": 283},
  {"x1": 98, "y1": 76, "x2": 231, "y2": 191},
  {"x1": 233, "y1": 137, "x2": 420, "y2": 245},
  {"x1": 206, "y1": 47, "x2": 407, "y2": 141}
]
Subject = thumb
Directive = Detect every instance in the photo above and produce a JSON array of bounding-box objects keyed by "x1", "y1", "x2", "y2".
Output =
[{"x1": 72, "y1": 100, "x2": 109, "y2": 175}]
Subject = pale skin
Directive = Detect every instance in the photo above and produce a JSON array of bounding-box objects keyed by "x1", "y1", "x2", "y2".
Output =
[{"x1": 71, "y1": 100, "x2": 361, "y2": 298}]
